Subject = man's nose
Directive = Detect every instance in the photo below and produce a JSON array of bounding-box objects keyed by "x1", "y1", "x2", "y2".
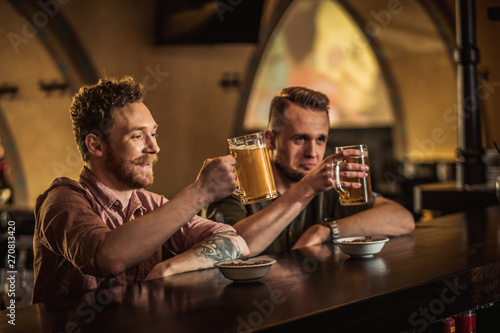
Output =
[
  {"x1": 145, "y1": 135, "x2": 160, "y2": 154},
  {"x1": 304, "y1": 142, "x2": 317, "y2": 157}
]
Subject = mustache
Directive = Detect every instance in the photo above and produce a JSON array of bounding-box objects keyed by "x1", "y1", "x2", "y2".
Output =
[{"x1": 133, "y1": 155, "x2": 158, "y2": 165}]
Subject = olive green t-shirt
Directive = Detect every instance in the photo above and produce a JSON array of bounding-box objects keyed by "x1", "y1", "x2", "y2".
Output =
[{"x1": 201, "y1": 189, "x2": 373, "y2": 255}]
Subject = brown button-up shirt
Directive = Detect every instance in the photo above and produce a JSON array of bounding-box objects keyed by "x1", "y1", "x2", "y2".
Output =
[{"x1": 33, "y1": 168, "x2": 234, "y2": 304}]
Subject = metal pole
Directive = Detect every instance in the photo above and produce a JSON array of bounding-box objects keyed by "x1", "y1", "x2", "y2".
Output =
[{"x1": 454, "y1": 0, "x2": 485, "y2": 189}]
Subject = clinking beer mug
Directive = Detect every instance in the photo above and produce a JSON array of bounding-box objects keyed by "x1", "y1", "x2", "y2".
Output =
[
  {"x1": 333, "y1": 144, "x2": 373, "y2": 205},
  {"x1": 228, "y1": 132, "x2": 279, "y2": 205}
]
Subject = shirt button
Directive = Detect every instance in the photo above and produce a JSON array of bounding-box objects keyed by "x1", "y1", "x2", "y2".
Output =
[{"x1": 113, "y1": 201, "x2": 120, "y2": 206}]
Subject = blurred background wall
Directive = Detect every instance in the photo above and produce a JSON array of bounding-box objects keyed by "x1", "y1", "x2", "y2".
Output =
[{"x1": 0, "y1": 0, "x2": 499, "y2": 212}]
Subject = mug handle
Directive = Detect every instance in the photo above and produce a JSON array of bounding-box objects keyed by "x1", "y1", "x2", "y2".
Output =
[
  {"x1": 334, "y1": 159, "x2": 350, "y2": 198},
  {"x1": 230, "y1": 151, "x2": 244, "y2": 197},
  {"x1": 233, "y1": 187, "x2": 244, "y2": 196}
]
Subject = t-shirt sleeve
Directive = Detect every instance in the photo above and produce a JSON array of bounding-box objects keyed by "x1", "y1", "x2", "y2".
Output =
[
  {"x1": 35, "y1": 186, "x2": 111, "y2": 277},
  {"x1": 200, "y1": 194, "x2": 248, "y2": 225},
  {"x1": 330, "y1": 190, "x2": 375, "y2": 220}
]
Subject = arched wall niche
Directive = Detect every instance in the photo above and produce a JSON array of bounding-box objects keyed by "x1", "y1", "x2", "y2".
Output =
[
  {"x1": 0, "y1": 0, "x2": 98, "y2": 206},
  {"x1": 235, "y1": 0, "x2": 457, "y2": 173}
]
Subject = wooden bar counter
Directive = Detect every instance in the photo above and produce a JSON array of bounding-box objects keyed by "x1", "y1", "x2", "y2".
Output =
[{"x1": 2, "y1": 205, "x2": 500, "y2": 332}]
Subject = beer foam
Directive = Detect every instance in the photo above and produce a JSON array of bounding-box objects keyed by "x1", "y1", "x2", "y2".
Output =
[{"x1": 231, "y1": 144, "x2": 262, "y2": 150}]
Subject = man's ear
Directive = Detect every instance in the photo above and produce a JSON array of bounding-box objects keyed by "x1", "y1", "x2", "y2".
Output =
[
  {"x1": 85, "y1": 134, "x2": 104, "y2": 158},
  {"x1": 264, "y1": 130, "x2": 276, "y2": 150}
]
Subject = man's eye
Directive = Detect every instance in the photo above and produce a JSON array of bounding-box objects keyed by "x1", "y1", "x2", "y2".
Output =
[{"x1": 132, "y1": 134, "x2": 142, "y2": 139}]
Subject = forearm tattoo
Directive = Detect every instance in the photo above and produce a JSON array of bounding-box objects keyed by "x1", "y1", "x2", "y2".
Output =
[{"x1": 191, "y1": 232, "x2": 244, "y2": 262}]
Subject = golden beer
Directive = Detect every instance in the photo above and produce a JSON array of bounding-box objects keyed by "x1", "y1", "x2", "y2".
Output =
[
  {"x1": 230, "y1": 145, "x2": 277, "y2": 204},
  {"x1": 335, "y1": 144, "x2": 373, "y2": 205},
  {"x1": 338, "y1": 154, "x2": 373, "y2": 205},
  {"x1": 228, "y1": 132, "x2": 278, "y2": 204}
]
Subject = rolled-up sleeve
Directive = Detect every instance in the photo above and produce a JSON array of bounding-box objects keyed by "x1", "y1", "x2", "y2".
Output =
[{"x1": 36, "y1": 186, "x2": 111, "y2": 276}]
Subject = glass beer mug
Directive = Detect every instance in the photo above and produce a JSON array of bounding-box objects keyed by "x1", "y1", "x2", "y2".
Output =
[
  {"x1": 228, "y1": 132, "x2": 279, "y2": 205},
  {"x1": 333, "y1": 144, "x2": 373, "y2": 205}
]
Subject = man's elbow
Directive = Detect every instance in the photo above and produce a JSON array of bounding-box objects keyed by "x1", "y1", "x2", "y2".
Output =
[
  {"x1": 214, "y1": 231, "x2": 250, "y2": 259},
  {"x1": 96, "y1": 250, "x2": 128, "y2": 277},
  {"x1": 232, "y1": 233, "x2": 251, "y2": 259},
  {"x1": 377, "y1": 199, "x2": 415, "y2": 235},
  {"x1": 400, "y1": 210, "x2": 416, "y2": 234}
]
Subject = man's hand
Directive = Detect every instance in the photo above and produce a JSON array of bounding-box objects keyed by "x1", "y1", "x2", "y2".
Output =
[
  {"x1": 194, "y1": 155, "x2": 238, "y2": 204},
  {"x1": 302, "y1": 150, "x2": 369, "y2": 195},
  {"x1": 292, "y1": 224, "x2": 331, "y2": 249}
]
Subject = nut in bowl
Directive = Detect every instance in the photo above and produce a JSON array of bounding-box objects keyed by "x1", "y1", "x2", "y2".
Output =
[
  {"x1": 333, "y1": 236, "x2": 389, "y2": 258},
  {"x1": 214, "y1": 258, "x2": 276, "y2": 282}
]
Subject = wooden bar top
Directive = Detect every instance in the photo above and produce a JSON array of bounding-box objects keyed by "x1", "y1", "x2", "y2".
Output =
[{"x1": 2, "y1": 205, "x2": 500, "y2": 332}]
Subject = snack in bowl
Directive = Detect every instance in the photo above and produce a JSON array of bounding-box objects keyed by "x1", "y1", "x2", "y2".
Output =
[
  {"x1": 214, "y1": 258, "x2": 276, "y2": 282},
  {"x1": 333, "y1": 236, "x2": 389, "y2": 257},
  {"x1": 218, "y1": 261, "x2": 268, "y2": 267},
  {"x1": 342, "y1": 236, "x2": 376, "y2": 243}
]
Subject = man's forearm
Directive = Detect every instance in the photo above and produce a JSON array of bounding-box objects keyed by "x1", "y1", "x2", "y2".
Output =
[
  {"x1": 292, "y1": 198, "x2": 414, "y2": 250},
  {"x1": 97, "y1": 183, "x2": 223, "y2": 277},
  {"x1": 233, "y1": 181, "x2": 317, "y2": 256},
  {"x1": 190, "y1": 231, "x2": 248, "y2": 262},
  {"x1": 336, "y1": 197, "x2": 415, "y2": 237},
  {"x1": 145, "y1": 232, "x2": 249, "y2": 280}
]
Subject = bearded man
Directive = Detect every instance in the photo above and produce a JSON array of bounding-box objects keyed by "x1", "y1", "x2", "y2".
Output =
[{"x1": 33, "y1": 76, "x2": 249, "y2": 304}]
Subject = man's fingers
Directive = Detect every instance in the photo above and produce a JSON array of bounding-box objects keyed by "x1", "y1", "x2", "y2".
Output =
[
  {"x1": 340, "y1": 181, "x2": 363, "y2": 188},
  {"x1": 338, "y1": 171, "x2": 368, "y2": 179}
]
